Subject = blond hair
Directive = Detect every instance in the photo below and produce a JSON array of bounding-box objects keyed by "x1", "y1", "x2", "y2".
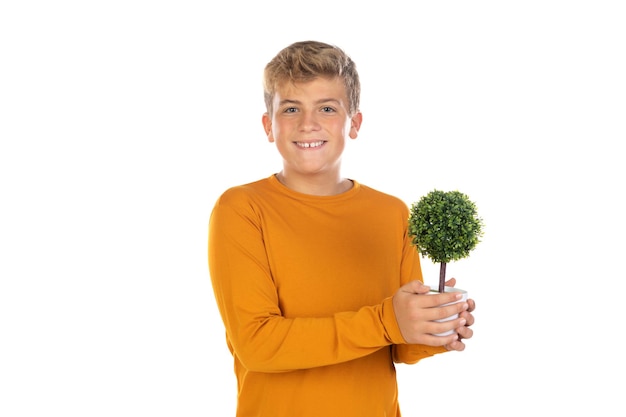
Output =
[{"x1": 263, "y1": 41, "x2": 361, "y2": 115}]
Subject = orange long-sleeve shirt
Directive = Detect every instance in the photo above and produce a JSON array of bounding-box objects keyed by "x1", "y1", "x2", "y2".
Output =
[{"x1": 208, "y1": 175, "x2": 445, "y2": 417}]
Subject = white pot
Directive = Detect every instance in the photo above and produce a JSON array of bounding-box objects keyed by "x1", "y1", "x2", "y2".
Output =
[{"x1": 430, "y1": 287, "x2": 467, "y2": 336}]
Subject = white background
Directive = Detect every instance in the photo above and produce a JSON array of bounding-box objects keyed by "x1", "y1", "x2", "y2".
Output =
[{"x1": 1, "y1": 1, "x2": 625, "y2": 416}]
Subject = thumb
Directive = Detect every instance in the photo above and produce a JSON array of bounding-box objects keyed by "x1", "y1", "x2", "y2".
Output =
[
  {"x1": 400, "y1": 280, "x2": 431, "y2": 295},
  {"x1": 444, "y1": 277, "x2": 457, "y2": 288}
]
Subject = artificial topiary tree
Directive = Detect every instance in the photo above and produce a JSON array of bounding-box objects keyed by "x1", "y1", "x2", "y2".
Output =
[{"x1": 408, "y1": 189, "x2": 484, "y2": 293}]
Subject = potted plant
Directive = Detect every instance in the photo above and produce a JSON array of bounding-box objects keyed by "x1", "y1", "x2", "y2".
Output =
[{"x1": 408, "y1": 189, "x2": 484, "y2": 294}]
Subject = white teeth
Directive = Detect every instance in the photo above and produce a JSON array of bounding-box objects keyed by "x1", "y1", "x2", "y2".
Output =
[{"x1": 296, "y1": 141, "x2": 324, "y2": 148}]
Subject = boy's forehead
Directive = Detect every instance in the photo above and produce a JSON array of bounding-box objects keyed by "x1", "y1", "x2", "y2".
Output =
[{"x1": 274, "y1": 76, "x2": 347, "y2": 101}]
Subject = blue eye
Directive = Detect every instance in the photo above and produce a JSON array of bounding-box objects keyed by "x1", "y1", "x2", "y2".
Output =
[{"x1": 321, "y1": 106, "x2": 335, "y2": 112}]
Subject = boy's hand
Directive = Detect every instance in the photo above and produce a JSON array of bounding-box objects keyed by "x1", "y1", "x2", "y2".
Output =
[
  {"x1": 442, "y1": 278, "x2": 476, "y2": 351},
  {"x1": 392, "y1": 280, "x2": 468, "y2": 346}
]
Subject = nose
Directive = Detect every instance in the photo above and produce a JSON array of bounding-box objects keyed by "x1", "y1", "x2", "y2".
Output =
[{"x1": 300, "y1": 111, "x2": 321, "y2": 132}]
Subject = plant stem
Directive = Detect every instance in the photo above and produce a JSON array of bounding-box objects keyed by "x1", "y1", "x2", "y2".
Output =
[{"x1": 439, "y1": 262, "x2": 447, "y2": 293}]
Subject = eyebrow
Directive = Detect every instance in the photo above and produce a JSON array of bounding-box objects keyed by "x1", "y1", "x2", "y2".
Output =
[{"x1": 278, "y1": 98, "x2": 342, "y2": 107}]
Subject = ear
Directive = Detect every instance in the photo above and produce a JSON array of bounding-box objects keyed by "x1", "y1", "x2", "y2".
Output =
[
  {"x1": 262, "y1": 113, "x2": 274, "y2": 143},
  {"x1": 348, "y1": 112, "x2": 362, "y2": 140}
]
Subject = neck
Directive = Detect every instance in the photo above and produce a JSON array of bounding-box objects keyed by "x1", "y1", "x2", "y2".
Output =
[{"x1": 275, "y1": 172, "x2": 352, "y2": 196}]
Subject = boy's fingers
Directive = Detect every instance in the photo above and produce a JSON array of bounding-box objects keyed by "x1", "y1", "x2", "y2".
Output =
[{"x1": 400, "y1": 280, "x2": 430, "y2": 294}]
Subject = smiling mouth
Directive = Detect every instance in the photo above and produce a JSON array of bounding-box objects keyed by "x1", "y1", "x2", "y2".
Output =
[{"x1": 295, "y1": 141, "x2": 325, "y2": 149}]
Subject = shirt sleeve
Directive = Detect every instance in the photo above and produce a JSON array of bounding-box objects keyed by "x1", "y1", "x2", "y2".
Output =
[{"x1": 392, "y1": 343, "x2": 447, "y2": 364}]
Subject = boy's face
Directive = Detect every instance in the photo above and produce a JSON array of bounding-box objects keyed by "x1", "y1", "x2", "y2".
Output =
[{"x1": 262, "y1": 76, "x2": 362, "y2": 181}]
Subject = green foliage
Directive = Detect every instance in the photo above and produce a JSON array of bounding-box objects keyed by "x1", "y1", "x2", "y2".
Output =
[{"x1": 408, "y1": 189, "x2": 484, "y2": 264}]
